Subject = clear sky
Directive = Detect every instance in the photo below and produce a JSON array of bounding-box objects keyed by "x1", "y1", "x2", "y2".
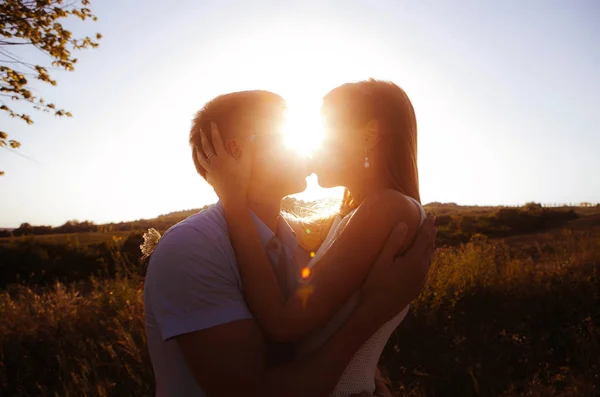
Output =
[{"x1": 1, "y1": 0, "x2": 599, "y2": 228}]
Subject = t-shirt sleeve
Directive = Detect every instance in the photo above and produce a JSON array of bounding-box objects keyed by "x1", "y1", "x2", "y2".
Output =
[{"x1": 146, "y1": 224, "x2": 252, "y2": 341}]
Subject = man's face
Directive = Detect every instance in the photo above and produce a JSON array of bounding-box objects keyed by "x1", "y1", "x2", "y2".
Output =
[{"x1": 246, "y1": 105, "x2": 311, "y2": 198}]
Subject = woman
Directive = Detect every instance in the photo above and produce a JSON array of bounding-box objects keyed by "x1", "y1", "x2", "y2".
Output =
[{"x1": 197, "y1": 79, "x2": 426, "y2": 397}]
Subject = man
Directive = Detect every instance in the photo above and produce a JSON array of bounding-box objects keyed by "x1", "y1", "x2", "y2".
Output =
[{"x1": 143, "y1": 90, "x2": 436, "y2": 396}]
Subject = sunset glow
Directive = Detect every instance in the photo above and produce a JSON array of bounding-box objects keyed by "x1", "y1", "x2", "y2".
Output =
[
  {"x1": 0, "y1": 1, "x2": 598, "y2": 229},
  {"x1": 283, "y1": 101, "x2": 324, "y2": 157},
  {"x1": 2, "y1": 2, "x2": 599, "y2": 394}
]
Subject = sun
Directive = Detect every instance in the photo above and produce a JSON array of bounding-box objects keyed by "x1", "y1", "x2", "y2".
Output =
[
  {"x1": 280, "y1": 96, "x2": 345, "y2": 202},
  {"x1": 281, "y1": 99, "x2": 324, "y2": 157}
]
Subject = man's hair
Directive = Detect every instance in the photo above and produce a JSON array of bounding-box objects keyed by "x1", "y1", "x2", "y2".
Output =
[{"x1": 190, "y1": 90, "x2": 285, "y2": 179}]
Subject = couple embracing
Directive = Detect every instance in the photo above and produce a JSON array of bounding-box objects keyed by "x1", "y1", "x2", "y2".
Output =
[{"x1": 143, "y1": 79, "x2": 437, "y2": 397}]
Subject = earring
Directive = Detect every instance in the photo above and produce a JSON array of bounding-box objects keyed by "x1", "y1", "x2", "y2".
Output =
[{"x1": 364, "y1": 148, "x2": 370, "y2": 169}]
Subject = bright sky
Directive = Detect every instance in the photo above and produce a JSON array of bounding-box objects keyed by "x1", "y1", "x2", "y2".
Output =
[{"x1": 1, "y1": 0, "x2": 599, "y2": 228}]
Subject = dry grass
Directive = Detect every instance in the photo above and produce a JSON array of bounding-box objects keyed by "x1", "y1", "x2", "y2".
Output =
[
  {"x1": 0, "y1": 276, "x2": 151, "y2": 396},
  {"x1": 0, "y1": 232, "x2": 133, "y2": 247},
  {"x1": 383, "y1": 230, "x2": 600, "y2": 396},
  {"x1": 1, "y1": 229, "x2": 599, "y2": 396}
]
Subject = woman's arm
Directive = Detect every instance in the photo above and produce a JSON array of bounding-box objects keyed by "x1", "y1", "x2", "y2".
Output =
[
  {"x1": 198, "y1": 124, "x2": 421, "y2": 342},
  {"x1": 223, "y1": 191, "x2": 420, "y2": 342}
]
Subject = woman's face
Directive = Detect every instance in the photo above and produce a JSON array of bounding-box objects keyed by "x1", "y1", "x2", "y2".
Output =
[{"x1": 312, "y1": 108, "x2": 365, "y2": 188}]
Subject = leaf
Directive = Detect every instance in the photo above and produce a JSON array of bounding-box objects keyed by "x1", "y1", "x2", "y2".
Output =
[{"x1": 0, "y1": 0, "x2": 101, "y2": 173}]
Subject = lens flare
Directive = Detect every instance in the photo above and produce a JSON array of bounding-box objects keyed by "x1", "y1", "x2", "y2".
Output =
[
  {"x1": 301, "y1": 267, "x2": 311, "y2": 279},
  {"x1": 297, "y1": 284, "x2": 314, "y2": 308}
]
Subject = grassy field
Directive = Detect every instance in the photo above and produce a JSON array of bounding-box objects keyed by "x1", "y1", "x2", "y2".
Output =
[
  {"x1": 0, "y1": 231, "x2": 134, "y2": 247},
  {"x1": 1, "y1": 204, "x2": 599, "y2": 396}
]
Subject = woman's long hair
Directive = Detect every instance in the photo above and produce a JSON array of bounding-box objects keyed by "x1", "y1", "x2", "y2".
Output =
[{"x1": 287, "y1": 79, "x2": 420, "y2": 253}]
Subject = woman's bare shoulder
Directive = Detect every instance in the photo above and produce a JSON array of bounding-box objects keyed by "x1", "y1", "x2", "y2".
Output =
[
  {"x1": 360, "y1": 189, "x2": 420, "y2": 218},
  {"x1": 355, "y1": 189, "x2": 422, "y2": 243}
]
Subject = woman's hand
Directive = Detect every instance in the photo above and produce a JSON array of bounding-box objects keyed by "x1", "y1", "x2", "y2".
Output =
[{"x1": 195, "y1": 122, "x2": 252, "y2": 207}]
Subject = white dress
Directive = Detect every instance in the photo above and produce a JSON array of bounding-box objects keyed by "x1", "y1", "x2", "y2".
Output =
[{"x1": 295, "y1": 196, "x2": 426, "y2": 397}]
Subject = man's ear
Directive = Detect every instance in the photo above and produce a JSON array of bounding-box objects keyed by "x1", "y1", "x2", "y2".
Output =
[
  {"x1": 223, "y1": 138, "x2": 251, "y2": 160},
  {"x1": 364, "y1": 119, "x2": 381, "y2": 151},
  {"x1": 224, "y1": 138, "x2": 244, "y2": 160}
]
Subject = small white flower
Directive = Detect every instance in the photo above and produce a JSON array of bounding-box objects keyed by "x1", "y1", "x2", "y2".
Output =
[{"x1": 140, "y1": 228, "x2": 161, "y2": 259}]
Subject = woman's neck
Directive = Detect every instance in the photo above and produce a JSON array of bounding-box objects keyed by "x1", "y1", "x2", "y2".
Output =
[{"x1": 347, "y1": 175, "x2": 394, "y2": 205}]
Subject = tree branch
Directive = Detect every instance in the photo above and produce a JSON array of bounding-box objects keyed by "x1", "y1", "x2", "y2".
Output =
[
  {"x1": 0, "y1": 41, "x2": 30, "y2": 46},
  {"x1": 2, "y1": 146, "x2": 42, "y2": 166},
  {"x1": 0, "y1": 0, "x2": 100, "y2": 172}
]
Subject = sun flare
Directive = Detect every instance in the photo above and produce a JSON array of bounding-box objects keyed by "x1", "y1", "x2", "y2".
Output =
[
  {"x1": 282, "y1": 99, "x2": 324, "y2": 157},
  {"x1": 279, "y1": 96, "x2": 345, "y2": 203}
]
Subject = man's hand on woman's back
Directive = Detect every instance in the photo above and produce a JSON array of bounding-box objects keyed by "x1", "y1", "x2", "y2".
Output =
[{"x1": 361, "y1": 214, "x2": 437, "y2": 323}]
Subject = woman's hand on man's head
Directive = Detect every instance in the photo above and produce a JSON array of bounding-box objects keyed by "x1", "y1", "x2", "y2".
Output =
[{"x1": 195, "y1": 122, "x2": 253, "y2": 207}]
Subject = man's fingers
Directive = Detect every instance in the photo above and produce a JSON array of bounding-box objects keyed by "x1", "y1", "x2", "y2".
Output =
[
  {"x1": 195, "y1": 146, "x2": 210, "y2": 171},
  {"x1": 199, "y1": 128, "x2": 213, "y2": 157},
  {"x1": 365, "y1": 223, "x2": 408, "y2": 290},
  {"x1": 210, "y1": 122, "x2": 226, "y2": 156},
  {"x1": 423, "y1": 233, "x2": 436, "y2": 267},
  {"x1": 381, "y1": 222, "x2": 408, "y2": 263},
  {"x1": 403, "y1": 215, "x2": 436, "y2": 261},
  {"x1": 426, "y1": 226, "x2": 438, "y2": 260},
  {"x1": 417, "y1": 226, "x2": 438, "y2": 282}
]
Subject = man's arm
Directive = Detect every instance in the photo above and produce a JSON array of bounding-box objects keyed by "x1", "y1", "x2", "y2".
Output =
[
  {"x1": 177, "y1": 300, "x2": 383, "y2": 397},
  {"x1": 176, "y1": 215, "x2": 437, "y2": 397},
  {"x1": 198, "y1": 124, "x2": 422, "y2": 343},
  {"x1": 222, "y1": 190, "x2": 421, "y2": 342}
]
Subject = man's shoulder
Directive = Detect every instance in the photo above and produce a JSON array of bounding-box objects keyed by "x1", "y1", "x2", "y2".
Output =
[
  {"x1": 147, "y1": 204, "x2": 236, "y2": 281},
  {"x1": 161, "y1": 204, "x2": 229, "y2": 244},
  {"x1": 150, "y1": 204, "x2": 232, "y2": 265}
]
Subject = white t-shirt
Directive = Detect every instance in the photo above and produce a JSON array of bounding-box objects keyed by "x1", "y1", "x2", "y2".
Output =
[{"x1": 143, "y1": 202, "x2": 298, "y2": 397}]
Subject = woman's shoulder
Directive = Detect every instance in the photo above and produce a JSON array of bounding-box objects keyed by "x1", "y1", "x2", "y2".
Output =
[
  {"x1": 356, "y1": 189, "x2": 423, "y2": 232},
  {"x1": 362, "y1": 189, "x2": 421, "y2": 213}
]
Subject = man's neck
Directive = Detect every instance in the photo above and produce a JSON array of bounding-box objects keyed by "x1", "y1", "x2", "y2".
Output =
[{"x1": 246, "y1": 188, "x2": 282, "y2": 232}]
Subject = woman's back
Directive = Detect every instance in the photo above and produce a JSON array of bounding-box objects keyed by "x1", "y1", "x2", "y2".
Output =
[{"x1": 294, "y1": 196, "x2": 426, "y2": 397}]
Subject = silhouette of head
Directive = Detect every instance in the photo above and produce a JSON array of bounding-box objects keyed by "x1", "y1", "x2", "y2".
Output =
[
  {"x1": 190, "y1": 90, "x2": 309, "y2": 199},
  {"x1": 315, "y1": 79, "x2": 420, "y2": 211}
]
